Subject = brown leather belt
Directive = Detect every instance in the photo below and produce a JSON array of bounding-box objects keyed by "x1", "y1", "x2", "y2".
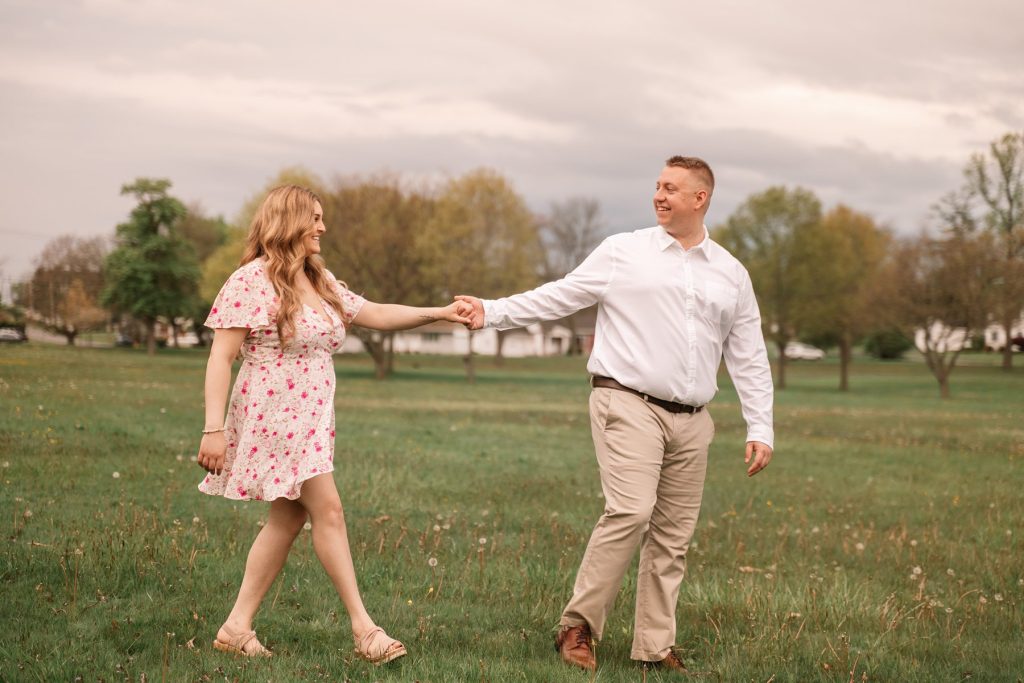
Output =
[{"x1": 591, "y1": 376, "x2": 703, "y2": 414}]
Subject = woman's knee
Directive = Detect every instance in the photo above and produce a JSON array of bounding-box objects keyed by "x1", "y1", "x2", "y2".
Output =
[
  {"x1": 269, "y1": 502, "x2": 309, "y2": 536},
  {"x1": 310, "y1": 500, "x2": 345, "y2": 530}
]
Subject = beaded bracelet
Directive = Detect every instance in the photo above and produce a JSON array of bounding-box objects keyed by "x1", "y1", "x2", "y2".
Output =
[{"x1": 202, "y1": 427, "x2": 226, "y2": 434}]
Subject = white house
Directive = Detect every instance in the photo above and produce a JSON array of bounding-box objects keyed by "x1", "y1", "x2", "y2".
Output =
[
  {"x1": 340, "y1": 320, "x2": 575, "y2": 357},
  {"x1": 915, "y1": 318, "x2": 1024, "y2": 353}
]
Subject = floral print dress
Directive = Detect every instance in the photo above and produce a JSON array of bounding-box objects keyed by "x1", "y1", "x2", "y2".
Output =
[{"x1": 199, "y1": 259, "x2": 365, "y2": 501}]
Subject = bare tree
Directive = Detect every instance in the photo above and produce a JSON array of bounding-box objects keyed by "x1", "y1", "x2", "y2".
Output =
[
  {"x1": 876, "y1": 233, "x2": 999, "y2": 398},
  {"x1": 539, "y1": 197, "x2": 605, "y2": 355},
  {"x1": 938, "y1": 131, "x2": 1024, "y2": 370},
  {"x1": 25, "y1": 235, "x2": 109, "y2": 344}
]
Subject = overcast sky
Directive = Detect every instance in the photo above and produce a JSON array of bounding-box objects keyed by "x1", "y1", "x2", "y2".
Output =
[{"x1": 1, "y1": 0, "x2": 1021, "y2": 281}]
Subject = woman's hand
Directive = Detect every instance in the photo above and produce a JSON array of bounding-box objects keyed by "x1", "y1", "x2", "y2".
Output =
[
  {"x1": 441, "y1": 300, "x2": 474, "y2": 325},
  {"x1": 197, "y1": 432, "x2": 227, "y2": 475}
]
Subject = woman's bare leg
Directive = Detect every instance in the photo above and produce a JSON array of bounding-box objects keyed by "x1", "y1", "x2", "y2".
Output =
[
  {"x1": 295, "y1": 473, "x2": 378, "y2": 640},
  {"x1": 218, "y1": 497, "x2": 308, "y2": 647}
]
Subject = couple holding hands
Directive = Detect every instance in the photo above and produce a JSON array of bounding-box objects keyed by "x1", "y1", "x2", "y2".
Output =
[{"x1": 196, "y1": 156, "x2": 774, "y2": 674}]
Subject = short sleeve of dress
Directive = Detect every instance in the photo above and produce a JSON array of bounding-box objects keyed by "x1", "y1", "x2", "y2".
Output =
[
  {"x1": 205, "y1": 262, "x2": 275, "y2": 329},
  {"x1": 325, "y1": 270, "x2": 366, "y2": 325}
]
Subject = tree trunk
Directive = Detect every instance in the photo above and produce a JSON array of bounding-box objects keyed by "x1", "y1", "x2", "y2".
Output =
[
  {"x1": 146, "y1": 319, "x2": 157, "y2": 356},
  {"x1": 464, "y1": 330, "x2": 476, "y2": 383},
  {"x1": 384, "y1": 333, "x2": 396, "y2": 376},
  {"x1": 838, "y1": 332, "x2": 852, "y2": 392},
  {"x1": 1001, "y1": 316, "x2": 1014, "y2": 371},
  {"x1": 171, "y1": 320, "x2": 180, "y2": 349},
  {"x1": 938, "y1": 371, "x2": 951, "y2": 399},
  {"x1": 567, "y1": 315, "x2": 580, "y2": 356},
  {"x1": 351, "y1": 327, "x2": 389, "y2": 378},
  {"x1": 775, "y1": 338, "x2": 787, "y2": 390},
  {"x1": 63, "y1": 329, "x2": 77, "y2": 346},
  {"x1": 495, "y1": 329, "x2": 507, "y2": 366}
]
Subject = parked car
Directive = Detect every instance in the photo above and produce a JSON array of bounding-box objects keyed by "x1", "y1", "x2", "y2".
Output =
[
  {"x1": 0, "y1": 325, "x2": 28, "y2": 343},
  {"x1": 784, "y1": 341, "x2": 825, "y2": 360}
]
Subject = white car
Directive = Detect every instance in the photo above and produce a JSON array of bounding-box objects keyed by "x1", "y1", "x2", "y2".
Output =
[{"x1": 784, "y1": 341, "x2": 825, "y2": 360}]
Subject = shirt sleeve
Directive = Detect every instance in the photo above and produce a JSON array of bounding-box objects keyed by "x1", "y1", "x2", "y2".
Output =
[
  {"x1": 205, "y1": 265, "x2": 274, "y2": 330},
  {"x1": 482, "y1": 237, "x2": 614, "y2": 330},
  {"x1": 722, "y1": 268, "x2": 775, "y2": 448},
  {"x1": 326, "y1": 272, "x2": 366, "y2": 325}
]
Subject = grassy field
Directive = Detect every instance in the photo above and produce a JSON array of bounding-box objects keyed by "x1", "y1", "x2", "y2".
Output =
[{"x1": 0, "y1": 344, "x2": 1021, "y2": 682}]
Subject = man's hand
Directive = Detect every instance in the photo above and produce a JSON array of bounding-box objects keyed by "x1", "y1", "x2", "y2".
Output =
[
  {"x1": 454, "y1": 295, "x2": 485, "y2": 330},
  {"x1": 745, "y1": 441, "x2": 772, "y2": 477}
]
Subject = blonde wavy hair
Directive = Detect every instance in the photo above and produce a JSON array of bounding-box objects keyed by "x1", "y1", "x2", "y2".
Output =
[{"x1": 239, "y1": 185, "x2": 348, "y2": 344}]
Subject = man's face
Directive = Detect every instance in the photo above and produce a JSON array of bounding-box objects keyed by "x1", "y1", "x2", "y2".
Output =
[{"x1": 653, "y1": 166, "x2": 706, "y2": 230}]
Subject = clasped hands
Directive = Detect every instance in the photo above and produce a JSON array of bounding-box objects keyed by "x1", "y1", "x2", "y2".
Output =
[{"x1": 444, "y1": 295, "x2": 484, "y2": 330}]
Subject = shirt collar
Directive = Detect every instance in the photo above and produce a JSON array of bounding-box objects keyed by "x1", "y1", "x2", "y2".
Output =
[{"x1": 656, "y1": 225, "x2": 711, "y2": 259}]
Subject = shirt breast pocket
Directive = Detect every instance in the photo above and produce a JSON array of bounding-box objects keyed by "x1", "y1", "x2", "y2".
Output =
[{"x1": 701, "y1": 281, "x2": 738, "y2": 327}]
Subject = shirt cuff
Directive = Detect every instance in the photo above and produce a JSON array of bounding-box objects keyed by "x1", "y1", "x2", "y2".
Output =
[
  {"x1": 745, "y1": 427, "x2": 774, "y2": 450},
  {"x1": 481, "y1": 299, "x2": 498, "y2": 328}
]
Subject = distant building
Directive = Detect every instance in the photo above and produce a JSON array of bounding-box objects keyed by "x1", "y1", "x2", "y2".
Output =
[{"x1": 340, "y1": 306, "x2": 599, "y2": 357}]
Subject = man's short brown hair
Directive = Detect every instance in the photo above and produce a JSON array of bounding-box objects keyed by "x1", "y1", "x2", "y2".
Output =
[{"x1": 665, "y1": 156, "x2": 715, "y2": 194}]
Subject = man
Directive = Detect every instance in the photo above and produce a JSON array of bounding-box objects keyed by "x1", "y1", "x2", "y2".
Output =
[{"x1": 458, "y1": 156, "x2": 774, "y2": 674}]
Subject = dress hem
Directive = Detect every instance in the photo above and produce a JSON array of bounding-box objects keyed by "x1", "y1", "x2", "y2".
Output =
[{"x1": 197, "y1": 466, "x2": 334, "y2": 502}]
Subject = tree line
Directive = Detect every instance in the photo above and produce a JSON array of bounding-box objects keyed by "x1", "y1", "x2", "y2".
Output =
[{"x1": 10, "y1": 130, "x2": 1022, "y2": 396}]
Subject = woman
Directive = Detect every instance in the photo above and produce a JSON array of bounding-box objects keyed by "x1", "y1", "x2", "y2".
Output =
[{"x1": 196, "y1": 185, "x2": 469, "y2": 663}]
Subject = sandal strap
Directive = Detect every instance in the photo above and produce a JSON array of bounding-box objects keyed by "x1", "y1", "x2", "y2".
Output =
[{"x1": 356, "y1": 626, "x2": 399, "y2": 658}]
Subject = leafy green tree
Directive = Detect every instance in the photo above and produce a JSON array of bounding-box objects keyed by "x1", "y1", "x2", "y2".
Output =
[
  {"x1": 714, "y1": 186, "x2": 822, "y2": 389},
  {"x1": 938, "y1": 131, "x2": 1024, "y2": 370},
  {"x1": 101, "y1": 179, "x2": 200, "y2": 355},
  {"x1": 793, "y1": 205, "x2": 890, "y2": 390},
  {"x1": 320, "y1": 173, "x2": 437, "y2": 378},
  {"x1": 422, "y1": 168, "x2": 543, "y2": 376}
]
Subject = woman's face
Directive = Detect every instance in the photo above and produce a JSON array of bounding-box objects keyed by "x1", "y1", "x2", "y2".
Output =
[{"x1": 303, "y1": 201, "x2": 326, "y2": 256}]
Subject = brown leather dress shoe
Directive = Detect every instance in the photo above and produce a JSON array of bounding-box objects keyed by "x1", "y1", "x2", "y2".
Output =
[
  {"x1": 643, "y1": 647, "x2": 689, "y2": 674},
  {"x1": 555, "y1": 624, "x2": 596, "y2": 671}
]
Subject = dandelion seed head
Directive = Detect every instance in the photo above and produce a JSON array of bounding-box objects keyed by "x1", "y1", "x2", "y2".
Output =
[
  {"x1": 1006, "y1": 529, "x2": 1013, "y2": 536},
  {"x1": 428, "y1": 557, "x2": 438, "y2": 567},
  {"x1": 2, "y1": 462, "x2": 8, "y2": 468},
  {"x1": 994, "y1": 593, "x2": 1004, "y2": 602},
  {"x1": 945, "y1": 607, "x2": 953, "y2": 614},
  {"x1": 855, "y1": 543, "x2": 865, "y2": 551},
  {"x1": 764, "y1": 573, "x2": 774, "y2": 580},
  {"x1": 23, "y1": 510, "x2": 32, "y2": 518},
  {"x1": 910, "y1": 539, "x2": 918, "y2": 547},
  {"x1": 811, "y1": 526, "x2": 820, "y2": 534},
  {"x1": 303, "y1": 521, "x2": 312, "y2": 531},
  {"x1": 433, "y1": 524, "x2": 441, "y2": 532},
  {"x1": 112, "y1": 472, "x2": 121, "y2": 479},
  {"x1": 478, "y1": 537, "x2": 487, "y2": 545},
  {"x1": 912, "y1": 566, "x2": 922, "y2": 575},
  {"x1": 192, "y1": 517, "x2": 200, "y2": 524},
  {"x1": 946, "y1": 568, "x2": 955, "y2": 576},
  {"x1": 979, "y1": 596, "x2": 988, "y2": 604}
]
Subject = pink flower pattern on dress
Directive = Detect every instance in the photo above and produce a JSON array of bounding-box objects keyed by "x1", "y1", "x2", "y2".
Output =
[{"x1": 198, "y1": 259, "x2": 365, "y2": 501}]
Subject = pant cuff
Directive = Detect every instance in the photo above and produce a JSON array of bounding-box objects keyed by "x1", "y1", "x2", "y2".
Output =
[
  {"x1": 630, "y1": 647, "x2": 671, "y2": 661},
  {"x1": 559, "y1": 616, "x2": 600, "y2": 640}
]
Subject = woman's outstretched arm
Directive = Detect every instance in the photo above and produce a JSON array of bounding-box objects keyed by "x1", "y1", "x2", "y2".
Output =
[{"x1": 351, "y1": 300, "x2": 472, "y2": 331}]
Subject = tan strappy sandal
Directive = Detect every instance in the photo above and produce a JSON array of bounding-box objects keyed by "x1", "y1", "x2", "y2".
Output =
[
  {"x1": 354, "y1": 626, "x2": 407, "y2": 664},
  {"x1": 212, "y1": 627, "x2": 272, "y2": 657}
]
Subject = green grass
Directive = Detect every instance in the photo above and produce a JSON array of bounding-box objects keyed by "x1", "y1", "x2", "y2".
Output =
[{"x1": 0, "y1": 345, "x2": 1021, "y2": 682}]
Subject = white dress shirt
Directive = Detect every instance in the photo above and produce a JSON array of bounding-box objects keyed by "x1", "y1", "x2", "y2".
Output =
[{"x1": 483, "y1": 226, "x2": 774, "y2": 447}]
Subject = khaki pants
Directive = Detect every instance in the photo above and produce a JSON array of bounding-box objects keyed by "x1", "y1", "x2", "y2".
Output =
[{"x1": 560, "y1": 387, "x2": 713, "y2": 661}]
